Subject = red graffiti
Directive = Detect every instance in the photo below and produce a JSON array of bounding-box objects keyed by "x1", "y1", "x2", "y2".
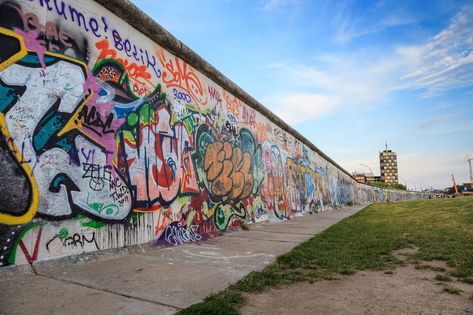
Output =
[
  {"x1": 18, "y1": 226, "x2": 43, "y2": 265},
  {"x1": 157, "y1": 47, "x2": 208, "y2": 108},
  {"x1": 118, "y1": 106, "x2": 199, "y2": 207},
  {"x1": 95, "y1": 39, "x2": 154, "y2": 87},
  {"x1": 224, "y1": 91, "x2": 241, "y2": 118}
]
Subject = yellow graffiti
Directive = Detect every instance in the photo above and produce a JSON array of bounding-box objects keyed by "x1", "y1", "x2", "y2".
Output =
[
  {"x1": 0, "y1": 113, "x2": 39, "y2": 224},
  {"x1": 0, "y1": 33, "x2": 93, "y2": 225},
  {"x1": 0, "y1": 28, "x2": 27, "y2": 71},
  {"x1": 51, "y1": 52, "x2": 94, "y2": 141},
  {"x1": 56, "y1": 91, "x2": 94, "y2": 138}
]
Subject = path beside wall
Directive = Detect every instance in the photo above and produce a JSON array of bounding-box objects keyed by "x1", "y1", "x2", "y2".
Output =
[
  {"x1": 0, "y1": 205, "x2": 366, "y2": 314},
  {"x1": 0, "y1": 0, "x2": 425, "y2": 267}
]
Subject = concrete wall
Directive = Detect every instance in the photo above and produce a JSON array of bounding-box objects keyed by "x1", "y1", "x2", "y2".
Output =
[{"x1": 0, "y1": 0, "x2": 424, "y2": 267}]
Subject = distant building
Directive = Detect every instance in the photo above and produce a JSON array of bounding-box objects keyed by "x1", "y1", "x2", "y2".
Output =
[
  {"x1": 352, "y1": 172, "x2": 377, "y2": 183},
  {"x1": 353, "y1": 172, "x2": 367, "y2": 183},
  {"x1": 364, "y1": 173, "x2": 374, "y2": 182},
  {"x1": 380, "y1": 147, "x2": 398, "y2": 184}
]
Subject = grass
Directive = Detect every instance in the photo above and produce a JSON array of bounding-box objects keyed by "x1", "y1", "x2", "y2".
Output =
[
  {"x1": 435, "y1": 274, "x2": 452, "y2": 282},
  {"x1": 177, "y1": 290, "x2": 244, "y2": 315},
  {"x1": 177, "y1": 198, "x2": 473, "y2": 314},
  {"x1": 443, "y1": 284, "x2": 463, "y2": 295},
  {"x1": 414, "y1": 264, "x2": 446, "y2": 272},
  {"x1": 462, "y1": 278, "x2": 473, "y2": 285}
]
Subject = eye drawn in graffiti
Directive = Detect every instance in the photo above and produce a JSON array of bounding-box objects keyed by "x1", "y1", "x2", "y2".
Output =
[{"x1": 95, "y1": 40, "x2": 157, "y2": 98}]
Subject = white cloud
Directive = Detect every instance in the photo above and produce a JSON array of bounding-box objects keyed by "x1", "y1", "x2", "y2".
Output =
[
  {"x1": 262, "y1": 93, "x2": 339, "y2": 124},
  {"x1": 266, "y1": 51, "x2": 408, "y2": 114},
  {"x1": 416, "y1": 113, "x2": 458, "y2": 130},
  {"x1": 263, "y1": 3, "x2": 473, "y2": 124},
  {"x1": 402, "y1": 3, "x2": 473, "y2": 96},
  {"x1": 262, "y1": 0, "x2": 302, "y2": 11},
  {"x1": 428, "y1": 103, "x2": 452, "y2": 111},
  {"x1": 333, "y1": 2, "x2": 418, "y2": 44}
]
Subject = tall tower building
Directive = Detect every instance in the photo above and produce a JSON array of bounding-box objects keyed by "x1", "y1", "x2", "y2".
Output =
[{"x1": 380, "y1": 144, "x2": 398, "y2": 184}]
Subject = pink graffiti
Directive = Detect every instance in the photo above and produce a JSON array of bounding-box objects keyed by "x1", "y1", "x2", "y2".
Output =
[
  {"x1": 13, "y1": 29, "x2": 46, "y2": 70},
  {"x1": 120, "y1": 106, "x2": 199, "y2": 206}
]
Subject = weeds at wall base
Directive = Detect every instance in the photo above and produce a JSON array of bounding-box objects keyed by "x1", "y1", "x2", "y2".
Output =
[{"x1": 176, "y1": 290, "x2": 245, "y2": 315}]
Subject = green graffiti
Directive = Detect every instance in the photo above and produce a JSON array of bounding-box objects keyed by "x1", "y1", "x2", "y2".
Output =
[
  {"x1": 58, "y1": 227, "x2": 68, "y2": 240},
  {"x1": 130, "y1": 212, "x2": 145, "y2": 220},
  {"x1": 80, "y1": 220, "x2": 106, "y2": 229},
  {"x1": 215, "y1": 203, "x2": 247, "y2": 231},
  {"x1": 87, "y1": 193, "x2": 120, "y2": 216},
  {"x1": 127, "y1": 112, "x2": 139, "y2": 126},
  {"x1": 74, "y1": 214, "x2": 106, "y2": 229},
  {"x1": 7, "y1": 222, "x2": 45, "y2": 265}
]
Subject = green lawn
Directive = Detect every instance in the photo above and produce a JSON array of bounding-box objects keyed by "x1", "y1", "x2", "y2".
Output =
[{"x1": 177, "y1": 198, "x2": 473, "y2": 315}]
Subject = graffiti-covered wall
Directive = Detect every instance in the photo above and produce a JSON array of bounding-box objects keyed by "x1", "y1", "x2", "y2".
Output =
[{"x1": 0, "y1": 0, "x2": 424, "y2": 267}]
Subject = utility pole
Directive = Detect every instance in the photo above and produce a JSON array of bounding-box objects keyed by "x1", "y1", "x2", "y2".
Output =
[{"x1": 467, "y1": 154, "x2": 473, "y2": 186}]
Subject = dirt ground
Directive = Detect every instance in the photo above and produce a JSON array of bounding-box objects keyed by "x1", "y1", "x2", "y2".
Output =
[{"x1": 241, "y1": 248, "x2": 473, "y2": 315}]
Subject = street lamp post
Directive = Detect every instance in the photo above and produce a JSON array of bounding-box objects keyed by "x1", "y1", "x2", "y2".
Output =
[
  {"x1": 359, "y1": 164, "x2": 373, "y2": 174},
  {"x1": 415, "y1": 182, "x2": 423, "y2": 191},
  {"x1": 400, "y1": 176, "x2": 408, "y2": 190},
  {"x1": 408, "y1": 180, "x2": 418, "y2": 191}
]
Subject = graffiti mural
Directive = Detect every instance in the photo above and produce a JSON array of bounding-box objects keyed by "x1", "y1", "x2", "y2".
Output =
[{"x1": 0, "y1": 0, "x2": 427, "y2": 267}]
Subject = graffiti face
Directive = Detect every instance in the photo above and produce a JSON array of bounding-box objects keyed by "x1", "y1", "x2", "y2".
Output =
[{"x1": 0, "y1": 0, "x2": 425, "y2": 267}]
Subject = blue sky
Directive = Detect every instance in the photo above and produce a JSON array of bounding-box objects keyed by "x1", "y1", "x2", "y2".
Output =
[{"x1": 131, "y1": 0, "x2": 473, "y2": 189}]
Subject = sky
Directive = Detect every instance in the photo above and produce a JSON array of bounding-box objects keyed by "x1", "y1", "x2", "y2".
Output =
[{"x1": 131, "y1": 0, "x2": 473, "y2": 190}]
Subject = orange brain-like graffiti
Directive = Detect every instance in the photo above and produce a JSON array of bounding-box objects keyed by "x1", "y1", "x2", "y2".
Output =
[{"x1": 203, "y1": 141, "x2": 253, "y2": 200}]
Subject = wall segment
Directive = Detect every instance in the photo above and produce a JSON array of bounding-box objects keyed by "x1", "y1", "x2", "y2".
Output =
[{"x1": 0, "y1": 0, "x2": 424, "y2": 267}]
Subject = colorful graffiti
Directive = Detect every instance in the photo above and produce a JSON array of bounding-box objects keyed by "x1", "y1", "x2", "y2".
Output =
[{"x1": 0, "y1": 0, "x2": 427, "y2": 267}]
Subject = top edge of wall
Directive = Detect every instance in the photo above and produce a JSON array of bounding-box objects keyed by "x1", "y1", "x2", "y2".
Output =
[{"x1": 94, "y1": 0, "x2": 360, "y2": 182}]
